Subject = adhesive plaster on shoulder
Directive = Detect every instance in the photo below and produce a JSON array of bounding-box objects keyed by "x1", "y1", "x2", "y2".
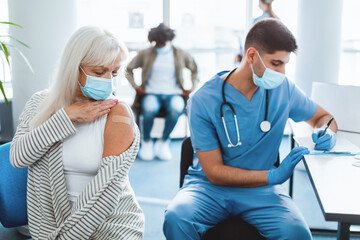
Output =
[{"x1": 112, "y1": 115, "x2": 131, "y2": 125}]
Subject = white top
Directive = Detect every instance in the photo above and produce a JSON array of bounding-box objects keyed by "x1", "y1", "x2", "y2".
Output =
[
  {"x1": 145, "y1": 48, "x2": 182, "y2": 95},
  {"x1": 62, "y1": 114, "x2": 107, "y2": 204}
]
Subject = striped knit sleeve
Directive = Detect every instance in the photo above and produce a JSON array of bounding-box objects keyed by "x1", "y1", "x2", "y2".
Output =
[
  {"x1": 49, "y1": 126, "x2": 141, "y2": 240},
  {"x1": 10, "y1": 93, "x2": 77, "y2": 169}
]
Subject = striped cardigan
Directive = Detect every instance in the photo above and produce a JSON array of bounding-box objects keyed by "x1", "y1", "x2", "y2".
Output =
[{"x1": 10, "y1": 91, "x2": 145, "y2": 240}]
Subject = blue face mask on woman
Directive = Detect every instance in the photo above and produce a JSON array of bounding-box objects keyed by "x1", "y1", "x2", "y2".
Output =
[
  {"x1": 250, "y1": 51, "x2": 286, "y2": 89},
  {"x1": 79, "y1": 66, "x2": 114, "y2": 100}
]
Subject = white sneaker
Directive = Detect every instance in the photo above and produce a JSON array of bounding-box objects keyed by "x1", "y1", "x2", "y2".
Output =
[
  {"x1": 155, "y1": 139, "x2": 172, "y2": 161},
  {"x1": 139, "y1": 140, "x2": 154, "y2": 161}
]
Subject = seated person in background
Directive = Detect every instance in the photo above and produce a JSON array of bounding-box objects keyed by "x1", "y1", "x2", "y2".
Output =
[
  {"x1": 253, "y1": 0, "x2": 278, "y2": 25},
  {"x1": 10, "y1": 26, "x2": 144, "y2": 239},
  {"x1": 126, "y1": 23, "x2": 198, "y2": 161},
  {"x1": 234, "y1": 53, "x2": 243, "y2": 67},
  {"x1": 163, "y1": 19, "x2": 337, "y2": 240}
]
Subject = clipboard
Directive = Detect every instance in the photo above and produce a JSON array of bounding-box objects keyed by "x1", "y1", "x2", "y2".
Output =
[{"x1": 293, "y1": 136, "x2": 360, "y2": 156}]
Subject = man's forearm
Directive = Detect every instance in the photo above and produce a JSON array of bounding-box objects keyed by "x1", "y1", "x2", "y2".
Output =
[
  {"x1": 206, "y1": 164, "x2": 269, "y2": 188},
  {"x1": 197, "y1": 148, "x2": 269, "y2": 188}
]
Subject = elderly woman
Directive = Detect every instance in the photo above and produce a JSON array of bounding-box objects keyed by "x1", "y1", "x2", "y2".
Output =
[{"x1": 10, "y1": 26, "x2": 144, "y2": 240}]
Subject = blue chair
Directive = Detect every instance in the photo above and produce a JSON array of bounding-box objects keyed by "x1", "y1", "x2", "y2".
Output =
[{"x1": 0, "y1": 142, "x2": 28, "y2": 228}]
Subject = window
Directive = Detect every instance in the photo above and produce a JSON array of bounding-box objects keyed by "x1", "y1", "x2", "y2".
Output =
[
  {"x1": 77, "y1": 0, "x2": 162, "y2": 49},
  {"x1": 168, "y1": 0, "x2": 299, "y2": 88},
  {"x1": 77, "y1": 0, "x2": 302, "y2": 90},
  {"x1": 339, "y1": 0, "x2": 360, "y2": 86},
  {"x1": 170, "y1": 0, "x2": 247, "y2": 87},
  {"x1": 0, "y1": 0, "x2": 11, "y2": 85}
]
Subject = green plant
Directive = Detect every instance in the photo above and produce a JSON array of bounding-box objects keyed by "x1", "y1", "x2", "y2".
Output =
[{"x1": 0, "y1": 21, "x2": 33, "y2": 105}]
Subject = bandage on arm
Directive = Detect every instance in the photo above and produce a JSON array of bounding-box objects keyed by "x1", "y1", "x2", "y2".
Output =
[
  {"x1": 102, "y1": 103, "x2": 135, "y2": 158},
  {"x1": 111, "y1": 115, "x2": 131, "y2": 125}
]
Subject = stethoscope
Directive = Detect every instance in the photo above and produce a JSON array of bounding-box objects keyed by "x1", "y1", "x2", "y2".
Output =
[{"x1": 220, "y1": 68, "x2": 271, "y2": 148}]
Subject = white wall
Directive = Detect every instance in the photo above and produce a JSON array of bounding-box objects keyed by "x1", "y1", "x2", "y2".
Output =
[{"x1": 8, "y1": 0, "x2": 77, "y2": 127}]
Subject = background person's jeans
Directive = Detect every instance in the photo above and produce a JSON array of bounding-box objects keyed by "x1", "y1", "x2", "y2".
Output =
[{"x1": 142, "y1": 94, "x2": 185, "y2": 141}]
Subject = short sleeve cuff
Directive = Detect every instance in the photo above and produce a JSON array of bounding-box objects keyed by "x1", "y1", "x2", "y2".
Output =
[
  {"x1": 292, "y1": 101, "x2": 318, "y2": 122},
  {"x1": 192, "y1": 142, "x2": 220, "y2": 153}
]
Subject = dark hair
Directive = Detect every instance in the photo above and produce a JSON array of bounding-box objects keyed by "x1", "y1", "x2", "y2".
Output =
[
  {"x1": 244, "y1": 19, "x2": 297, "y2": 54},
  {"x1": 148, "y1": 23, "x2": 175, "y2": 47}
]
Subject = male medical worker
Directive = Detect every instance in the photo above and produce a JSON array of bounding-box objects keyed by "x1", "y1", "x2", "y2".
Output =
[{"x1": 163, "y1": 19, "x2": 338, "y2": 240}]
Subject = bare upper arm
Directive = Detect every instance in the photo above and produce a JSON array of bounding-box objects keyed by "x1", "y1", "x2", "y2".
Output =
[
  {"x1": 102, "y1": 102, "x2": 135, "y2": 158},
  {"x1": 306, "y1": 105, "x2": 329, "y2": 128},
  {"x1": 196, "y1": 148, "x2": 224, "y2": 183}
]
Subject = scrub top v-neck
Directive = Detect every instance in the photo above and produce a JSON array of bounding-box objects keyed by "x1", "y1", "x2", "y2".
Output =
[{"x1": 186, "y1": 71, "x2": 317, "y2": 179}]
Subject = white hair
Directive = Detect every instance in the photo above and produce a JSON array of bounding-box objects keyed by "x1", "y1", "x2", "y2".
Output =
[{"x1": 29, "y1": 26, "x2": 128, "y2": 129}]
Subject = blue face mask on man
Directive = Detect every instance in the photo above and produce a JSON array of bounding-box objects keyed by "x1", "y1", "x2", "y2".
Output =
[
  {"x1": 79, "y1": 66, "x2": 114, "y2": 100},
  {"x1": 250, "y1": 51, "x2": 286, "y2": 89}
]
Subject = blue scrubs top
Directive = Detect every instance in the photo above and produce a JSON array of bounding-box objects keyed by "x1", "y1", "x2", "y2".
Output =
[
  {"x1": 253, "y1": 12, "x2": 271, "y2": 25},
  {"x1": 187, "y1": 71, "x2": 317, "y2": 179}
]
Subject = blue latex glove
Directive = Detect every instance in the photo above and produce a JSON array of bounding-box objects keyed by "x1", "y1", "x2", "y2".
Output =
[
  {"x1": 312, "y1": 128, "x2": 336, "y2": 151},
  {"x1": 267, "y1": 146, "x2": 309, "y2": 185}
]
